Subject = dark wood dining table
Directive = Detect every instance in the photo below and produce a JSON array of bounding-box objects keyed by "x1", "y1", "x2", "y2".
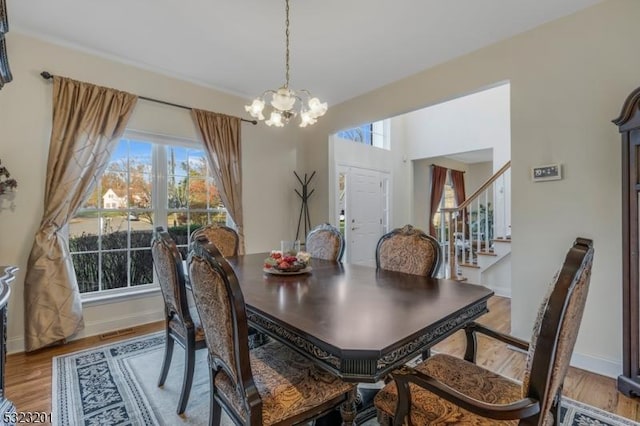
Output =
[{"x1": 227, "y1": 253, "x2": 494, "y2": 384}]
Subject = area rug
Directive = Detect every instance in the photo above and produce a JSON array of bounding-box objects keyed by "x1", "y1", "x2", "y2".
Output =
[{"x1": 52, "y1": 332, "x2": 639, "y2": 426}]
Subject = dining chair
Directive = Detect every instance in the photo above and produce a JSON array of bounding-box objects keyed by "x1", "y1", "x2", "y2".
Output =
[
  {"x1": 306, "y1": 222, "x2": 345, "y2": 261},
  {"x1": 374, "y1": 237, "x2": 594, "y2": 426},
  {"x1": 191, "y1": 223, "x2": 268, "y2": 349},
  {"x1": 151, "y1": 227, "x2": 207, "y2": 414},
  {"x1": 191, "y1": 223, "x2": 240, "y2": 257},
  {"x1": 188, "y1": 235, "x2": 358, "y2": 426},
  {"x1": 375, "y1": 224, "x2": 441, "y2": 277}
]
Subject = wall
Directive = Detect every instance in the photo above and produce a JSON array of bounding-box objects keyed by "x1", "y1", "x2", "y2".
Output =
[
  {"x1": 403, "y1": 83, "x2": 510, "y2": 172},
  {"x1": 0, "y1": 33, "x2": 302, "y2": 352},
  {"x1": 302, "y1": 0, "x2": 637, "y2": 377}
]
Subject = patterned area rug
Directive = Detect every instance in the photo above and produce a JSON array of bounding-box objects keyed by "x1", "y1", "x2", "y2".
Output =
[{"x1": 52, "y1": 332, "x2": 639, "y2": 426}]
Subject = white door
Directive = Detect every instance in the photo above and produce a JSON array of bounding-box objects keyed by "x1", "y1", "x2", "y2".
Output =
[{"x1": 347, "y1": 167, "x2": 387, "y2": 267}]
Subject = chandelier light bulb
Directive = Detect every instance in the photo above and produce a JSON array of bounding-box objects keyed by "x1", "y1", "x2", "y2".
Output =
[
  {"x1": 245, "y1": 98, "x2": 265, "y2": 120},
  {"x1": 266, "y1": 111, "x2": 284, "y2": 127},
  {"x1": 243, "y1": 0, "x2": 327, "y2": 128}
]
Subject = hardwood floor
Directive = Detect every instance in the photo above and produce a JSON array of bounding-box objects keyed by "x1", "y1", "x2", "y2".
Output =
[{"x1": 5, "y1": 296, "x2": 640, "y2": 423}]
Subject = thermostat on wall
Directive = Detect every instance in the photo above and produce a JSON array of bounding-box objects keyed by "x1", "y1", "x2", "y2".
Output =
[{"x1": 532, "y1": 163, "x2": 562, "y2": 182}]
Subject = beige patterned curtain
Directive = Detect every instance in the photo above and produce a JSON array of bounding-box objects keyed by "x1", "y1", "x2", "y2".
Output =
[
  {"x1": 24, "y1": 76, "x2": 137, "y2": 351},
  {"x1": 191, "y1": 109, "x2": 245, "y2": 254}
]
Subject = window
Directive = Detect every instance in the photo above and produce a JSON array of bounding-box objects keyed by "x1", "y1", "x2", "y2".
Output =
[
  {"x1": 69, "y1": 132, "x2": 227, "y2": 296},
  {"x1": 337, "y1": 120, "x2": 389, "y2": 150},
  {"x1": 432, "y1": 180, "x2": 456, "y2": 241}
]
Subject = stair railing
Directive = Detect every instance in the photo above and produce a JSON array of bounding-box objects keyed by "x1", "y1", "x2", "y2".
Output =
[{"x1": 439, "y1": 161, "x2": 511, "y2": 279}]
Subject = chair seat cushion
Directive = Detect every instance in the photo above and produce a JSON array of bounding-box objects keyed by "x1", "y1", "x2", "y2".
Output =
[
  {"x1": 168, "y1": 306, "x2": 205, "y2": 342},
  {"x1": 374, "y1": 353, "x2": 521, "y2": 425},
  {"x1": 216, "y1": 340, "x2": 355, "y2": 425}
]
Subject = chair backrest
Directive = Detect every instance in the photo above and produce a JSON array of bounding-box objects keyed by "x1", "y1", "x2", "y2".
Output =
[
  {"x1": 521, "y1": 238, "x2": 594, "y2": 423},
  {"x1": 375, "y1": 224, "x2": 441, "y2": 277},
  {"x1": 151, "y1": 227, "x2": 193, "y2": 327},
  {"x1": 306, "y1": 223, "x2": 345, "y2": 261},
  {"x1": 188, "y1": 234, "x2": 261, "y2": 422},
  {"x1": 191, "y1": 224, "x2": 239, "y2": 258}
]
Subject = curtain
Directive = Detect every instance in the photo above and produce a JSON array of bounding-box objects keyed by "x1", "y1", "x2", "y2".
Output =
[
  {"x1": 428, "y1": 165, "x2": 448, "y2": 237},
  {"x1": 24, "y1": 76, "x2": 137, "y2": 351},
  {"x1": 191, "y1": 109, "x2": 245, "y2": 254},
  {"x1": 450, "y1": 169, "x2": 467, "y2": 231}
]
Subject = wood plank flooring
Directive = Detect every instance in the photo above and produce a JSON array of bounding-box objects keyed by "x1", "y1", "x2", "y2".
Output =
[{"x1": 5, "y1": 296, "x2": 640, "y2": 423}]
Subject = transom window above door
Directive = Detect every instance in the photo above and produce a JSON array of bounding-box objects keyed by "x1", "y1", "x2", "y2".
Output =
[{"x1": 69, "y1": 131, "x2": 229, "y2": 298}]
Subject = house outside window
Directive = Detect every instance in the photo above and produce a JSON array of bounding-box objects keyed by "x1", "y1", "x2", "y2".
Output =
[{"x1": 69, "y1": 131, "x2": 228, "y2": 297}]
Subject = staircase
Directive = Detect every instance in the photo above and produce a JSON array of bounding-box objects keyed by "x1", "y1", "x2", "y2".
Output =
[{"x1": 438, "y1": 161, "x2": 511, "y2": 296}]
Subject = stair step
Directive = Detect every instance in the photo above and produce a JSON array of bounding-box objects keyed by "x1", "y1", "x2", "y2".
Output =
[
  {"x1": 454, "y1": 276, "x2": 468, "y2": 282},
  {"x1": 459, "y1": 262, "x2": 480, "y2": 269},
  {"x1": 476, "y1": 251, "x2": 497, "y2": 256},
  {"x1": 493, "y1": 238, "x2": 512, "y2": 243}
]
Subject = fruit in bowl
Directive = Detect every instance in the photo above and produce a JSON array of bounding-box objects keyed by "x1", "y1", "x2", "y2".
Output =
[{"x1": 264, "y1": 250, "x2": 311, "y2": 272}]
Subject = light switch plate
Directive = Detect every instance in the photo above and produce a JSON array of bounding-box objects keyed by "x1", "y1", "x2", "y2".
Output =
[{"x1": 532, "y1": 163, "x2": 562, "y2": 182}]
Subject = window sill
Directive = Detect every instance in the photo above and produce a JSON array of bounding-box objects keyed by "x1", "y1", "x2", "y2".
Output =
[{"x1": 81, "y1": 286, "x2": 161, "y2": 307}]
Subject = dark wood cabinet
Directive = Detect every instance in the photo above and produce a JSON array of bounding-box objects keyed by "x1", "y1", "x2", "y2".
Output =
[
  {"x1": 614, "y1": 87, "x2": 640, "y2": 396},
  {"x1": 0, "y1": 266, "x2": 15, "y2": 424}
]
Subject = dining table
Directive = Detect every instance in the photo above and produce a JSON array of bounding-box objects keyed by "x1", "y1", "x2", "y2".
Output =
[{"x1": 227, "y1": 253, "x2": 494, "y2": 384}]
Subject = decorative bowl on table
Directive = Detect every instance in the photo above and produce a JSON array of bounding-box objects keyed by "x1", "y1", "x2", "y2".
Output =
[{"x1": 263, "y1": 250, "x2": 312, "y2": 275}]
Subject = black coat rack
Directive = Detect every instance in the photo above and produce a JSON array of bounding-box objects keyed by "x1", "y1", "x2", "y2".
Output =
[{"x1": 294, "y1": 171, "x2": 315, "y2": 241}]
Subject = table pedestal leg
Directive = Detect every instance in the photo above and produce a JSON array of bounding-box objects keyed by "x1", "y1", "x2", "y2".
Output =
[{"x1": 340, "y1": 387, "x2": 358, "y2": 425}]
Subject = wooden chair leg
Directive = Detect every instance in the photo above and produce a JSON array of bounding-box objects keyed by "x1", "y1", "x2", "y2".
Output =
[
  {"x1": 177, "y1": 338, "x2": 196, "y2": 414},
  {"x1": 210, "y1": 369, "x2": 222, "y2": 426},
  {"x1": 158, "y1": 330, "x2": 174, "y2": 387}
]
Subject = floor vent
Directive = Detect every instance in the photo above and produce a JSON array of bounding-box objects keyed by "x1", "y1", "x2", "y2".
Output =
[{"x1": 100, "y1": 327, "x2": 135, "y2": 340}]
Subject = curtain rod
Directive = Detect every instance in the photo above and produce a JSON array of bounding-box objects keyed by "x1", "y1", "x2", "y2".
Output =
[{"x1": 40, "y1": 71, "x2": 257, "y2": 125}]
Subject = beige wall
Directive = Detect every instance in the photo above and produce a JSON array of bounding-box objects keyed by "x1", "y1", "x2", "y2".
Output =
[
  {"x1": 302, "y1": 0, "x2": 637, "y2": 377},
  {"x1": 0, "y1": 33, "x2": 303, "y2": 352}
]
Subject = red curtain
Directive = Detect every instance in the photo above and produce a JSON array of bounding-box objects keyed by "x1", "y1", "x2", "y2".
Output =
[{"x1": 429, "y1": 165, "x2": 448, "y2": 237}]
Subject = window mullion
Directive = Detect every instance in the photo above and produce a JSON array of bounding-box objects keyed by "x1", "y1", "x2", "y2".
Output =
[{"x1": 155, "y1": 144, "x2": 168, "y2": 231}]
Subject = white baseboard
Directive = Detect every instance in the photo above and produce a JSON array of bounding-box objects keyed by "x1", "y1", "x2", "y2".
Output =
[
  {"x1": 570, "y1": 351, "x2": 621, "y2": 379},
  {"x1": 7, "y1": 308, "x2": 164, "y2": 354},
  {"x1": 489, "y1": 285, "x2": 511, "y2": 298}
]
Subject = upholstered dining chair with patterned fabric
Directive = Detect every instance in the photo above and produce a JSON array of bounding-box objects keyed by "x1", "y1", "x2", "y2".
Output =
[
  {"x1": 151, "y1": 227, "x2": 207, "y2": 414},
  {"x1": 374, "y1": 237, "x2": 594, "y2": 426},
  {"x1": 188, "y1": 236, "x2": 358, "y2": 426},
  {"x1": 191, "y1": 224, "x2": 239, "y2": 257},
  {"x1": 306, "y1": 222, "x2": 345, "y2": 261},
  {"x1": 376, "y1": 225, "x2": 441, "y2": 277},
  {"x1": 191, "y1": 223, "x2": 267, "y2": 349}
]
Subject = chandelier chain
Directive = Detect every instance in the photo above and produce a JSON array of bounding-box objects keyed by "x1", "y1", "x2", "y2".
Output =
[{"x1": 285, "y1": 0, "x2": 290, "y2": 88}]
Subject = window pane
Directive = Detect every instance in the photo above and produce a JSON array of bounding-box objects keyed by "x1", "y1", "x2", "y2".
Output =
[
  {"x1": 167, "y1": 146, "x2": 188, "y2": 177},
  {"x1": 130, "y1": 249, "x2": 153, "y2": 286},
  {"x1": 102, "y1": 251, "x2": 128, "y2": 290},
  {"x1": 72, "y1": 252, "x2": 99, "y2": 294},
  {"x1": 189, "y1": 179, "x2": 207, "y2": 209},
  {"x1": 101, "y1": 172, "x2": 128, "y2": 210},
  {"x1": 168, "y1": 176, "x2": 188, "y2": 209},
  {"x1": 208, "y1": 179, "x2": 221, "y2": 208},
  {"x1": 102, "y1": 217, "x2": 128, "y2": 250},
  {"x1": 69, "y1": 213, "x2": 100, "y2": 252},
  {"x1": 167, "y1": 214, "x2": 189, "y2": 246},
  {"x1": 188, "y1": 151, "x2": 208, "y2": 178},
  {"x1": 129, "y1": 172, "x2": 152, "y2": 209},
  {"x1": 84, "y1": 185, "x2": 101, "y2": 209},
  {"x1": 130, "y1": 219, "x2": 154, "y2": 248}
]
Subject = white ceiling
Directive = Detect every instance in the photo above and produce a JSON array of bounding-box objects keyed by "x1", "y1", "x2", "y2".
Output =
[{"x1": 7, "y1": 0, "x2": 602, "y2": 106}]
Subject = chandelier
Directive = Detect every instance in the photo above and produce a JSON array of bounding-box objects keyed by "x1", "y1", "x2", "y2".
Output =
[{"x1": 244, "y1": 0, "x2": 327, "y2": 128}]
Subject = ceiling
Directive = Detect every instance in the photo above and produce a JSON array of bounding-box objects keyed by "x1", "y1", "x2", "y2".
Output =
[
  {"x1": 7, "y1": 0, "x2": 602, "y2": 106},
  {"x1": 444, "y1": 148, "x2": 493, "y2": 164}
]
